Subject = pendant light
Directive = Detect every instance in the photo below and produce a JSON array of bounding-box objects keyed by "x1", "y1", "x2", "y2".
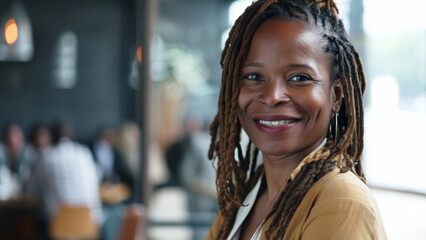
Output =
[{"x1": 0, "y1": 0, "x2": 34, "y2": 62}]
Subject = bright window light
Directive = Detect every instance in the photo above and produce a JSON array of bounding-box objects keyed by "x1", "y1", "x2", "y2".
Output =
[{"x1": 364, "y1": 0, "x2": 426, "y2": 36}]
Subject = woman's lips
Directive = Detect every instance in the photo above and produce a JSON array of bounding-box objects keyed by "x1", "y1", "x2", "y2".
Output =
[{"x1": 253, "y1": 115, "x2": 300, "y2": 134}]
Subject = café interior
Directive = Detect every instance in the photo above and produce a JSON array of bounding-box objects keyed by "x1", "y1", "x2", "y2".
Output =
[{"x1": 0, "y1": 0, "x2": 425, "y2": 239}]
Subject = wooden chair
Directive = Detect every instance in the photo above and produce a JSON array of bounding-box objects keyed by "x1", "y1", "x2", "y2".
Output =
[
  {"x1": 50, "y1": 205, "x2": 100, "y2": 240},
  {"x1": 116, "y1": 204, "x2": 146, "y2": 240}
]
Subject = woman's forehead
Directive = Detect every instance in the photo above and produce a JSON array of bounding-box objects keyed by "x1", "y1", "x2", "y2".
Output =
[
  {"x1": 253, "y1": 19, "x2": 321, "y2": 45},
  {"x1": 246, "y1": 19, "x2": 327, "y2": 62}
]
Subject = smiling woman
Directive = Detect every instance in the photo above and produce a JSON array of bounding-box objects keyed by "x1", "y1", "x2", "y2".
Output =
[
  {"x1": 238, "y1": 20, "x2": 342, "y2": 159},
  {"x1": 206, "y1": 0, "x2": 387, "y2": 240}
]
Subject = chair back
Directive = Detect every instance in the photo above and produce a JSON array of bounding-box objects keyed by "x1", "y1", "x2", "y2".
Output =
[
  {"x1": 50, "y1": 205, "x2": 99, "y2": 240},
  {"x1": 116, "y1": 204, "x2": 146, "y2": 240}
]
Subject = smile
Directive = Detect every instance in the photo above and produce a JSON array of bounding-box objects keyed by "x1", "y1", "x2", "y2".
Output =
[
  {"x1": 252, "y1": 116, "x2": 300, "y2": 134},
  {"x1": 257, "y1": 119, "x2": 297, "y2": 127}
]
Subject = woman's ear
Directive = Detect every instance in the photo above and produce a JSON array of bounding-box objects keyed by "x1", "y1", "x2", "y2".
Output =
[{"x1": 332, "y1": 80, "x2": 343, "y2": 113}]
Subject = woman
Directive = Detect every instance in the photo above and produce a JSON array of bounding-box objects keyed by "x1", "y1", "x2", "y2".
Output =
[{"x1": 206, "y1": 0, "x2": 386, "y2": 239}]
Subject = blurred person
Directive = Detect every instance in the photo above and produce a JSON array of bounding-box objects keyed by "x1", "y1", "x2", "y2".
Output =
[
  {"x1": 117, "y1": 122, "x2": 141, "y2": 178},
  {"x1": 206, "y1": 0, "x2": 386, "y2": 239},
  {"x1": 161, "y1": 116, "x2": 217, "y2": 196},
  {"x1": 26, "y1": 124, "x2": 53, "y2": 165},
  {"x1": 28, "y1": 124, "x2": 52, "y2": 152},
  {"x1": 178, "y1": 117, "x2": 217, "y2": 202},
  {"x1": 161, "y1": 131, "x2": 189, "y2": 188},
  {"x1": 159, "y1": 116, "x2": 196, "y2": 189},
  {"x1": 92, "y1": 126, "x2": 136, "y2": 240},
  {"x1": 0, "y1": 124, "x2": 34, "y2": 197},
  {"x1": 0, "y1": 126, "x2": 51, "y2": 240},
  {"x1": 158, "y1": 115, "x2": 218, "y2": 240},
  {"x1": 92, "y1": 127, "x2": 134, "y2": 194},
  {"x1": 177, "y1": 116, "x2": 218, "y2": 240},
  {"x1": 25, "y1": 123, "x2": 103, "y2": 227},
  {"x1": 21, "y1": 124, "x2": 53, "y2": 194}
]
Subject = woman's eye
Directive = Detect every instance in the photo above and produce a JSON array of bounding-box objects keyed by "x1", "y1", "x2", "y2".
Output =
[
  {"x1": 289, "y1": 75, "x2": 311, "y2": 82},
  {"x1": 245, "y1": 73, "x2": 261, "y2": 81}
]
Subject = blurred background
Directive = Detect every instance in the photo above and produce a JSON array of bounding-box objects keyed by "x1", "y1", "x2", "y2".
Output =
[{"x1": 0, "y1": 0, "x2": 424, "y2": 239}]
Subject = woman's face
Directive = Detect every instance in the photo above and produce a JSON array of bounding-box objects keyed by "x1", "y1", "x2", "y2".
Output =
[{"x1": 237, "y1": 19, "x2": 342, "y2": 159}]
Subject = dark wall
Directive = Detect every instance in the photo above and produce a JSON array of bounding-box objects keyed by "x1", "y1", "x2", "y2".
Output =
[{"x1": 0, "y1": 0, "x2": 135, "y2": 143}]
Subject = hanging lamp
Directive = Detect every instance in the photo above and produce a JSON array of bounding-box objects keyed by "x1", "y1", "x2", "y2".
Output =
[{"x1": 0, "y1": 0, "x2": 34, "y2": 61}]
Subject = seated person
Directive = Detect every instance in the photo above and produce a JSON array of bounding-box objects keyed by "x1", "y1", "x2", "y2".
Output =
[
  {"x1": 92, "y1": 127, "x2": 134, "y2": 203},
  {"x1": 25, "y1": 123, "x2": 103, "y2": 225},
  {"x1": 0, "y1": 124, "x2": 35, "y2": 197},
  {"x1": 27, "y1": 124, "x2": 52, "y2": 157}
]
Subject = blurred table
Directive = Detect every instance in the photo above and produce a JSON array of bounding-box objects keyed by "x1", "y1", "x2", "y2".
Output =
[
  {"x1": 0, "y1": 197, "x2": 42, "y2": 240},
  {"x1": 99, "y1": 183, "x2": 130, "y2": 205}
]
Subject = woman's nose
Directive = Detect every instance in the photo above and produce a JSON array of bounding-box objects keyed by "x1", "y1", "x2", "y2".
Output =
[{"x1": 259, "y1": 80, "x2": 290, "y2": 107}]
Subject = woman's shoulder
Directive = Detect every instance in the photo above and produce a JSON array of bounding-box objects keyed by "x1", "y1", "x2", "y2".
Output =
[
  {"x1": 206, "y1": 211, "x2": 224, "y2": 240},
  {"x1": 310, "y1": 167, "x2": 375, "y2": 205},
  {"x1": 286, "y1": 168, "x2": 387, "y2": 239}
]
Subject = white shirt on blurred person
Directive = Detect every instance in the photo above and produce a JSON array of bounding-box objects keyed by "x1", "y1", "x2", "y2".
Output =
[
  {"x1": 26, "y1": 137, "x2": 103, "y2": 224},
  {"x1": 93, "y1": 139, "x2": 114, "y2": 182}
]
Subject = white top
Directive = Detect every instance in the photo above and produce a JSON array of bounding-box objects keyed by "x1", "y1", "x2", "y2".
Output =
[
  {"x1": 228, "y1": 139, "x2": 327, "y2": 240},
  {"x1": 93, "y1": 139, "x2": 114, "y2": 180},
  {"x1": 229, "y1": 178, "x2": 262, "y2": 240},
  {"x1": 26, "y1": 139, "x2": 103, "y2": 224}
]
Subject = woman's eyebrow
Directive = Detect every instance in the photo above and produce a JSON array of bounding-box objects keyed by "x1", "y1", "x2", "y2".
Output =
[
  {"x1": 243, "y1": 62, "x2": 264, "y2": 68},
  {"x1": 287, "y1": 63, "x2": 315, "y2": 72},
  {"x1": 243, "y1": 63, "x2": 316, "y2": 72}
]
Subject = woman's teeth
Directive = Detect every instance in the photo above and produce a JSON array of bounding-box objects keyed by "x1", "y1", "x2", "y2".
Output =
[{"x1": 258, "y1": 119, "x2": 296, "y2": 127}]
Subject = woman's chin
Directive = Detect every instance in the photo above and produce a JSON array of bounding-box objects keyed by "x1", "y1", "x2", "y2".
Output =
[{"x1": 256, "y1": 144, "x2": 296, "y2": 158}]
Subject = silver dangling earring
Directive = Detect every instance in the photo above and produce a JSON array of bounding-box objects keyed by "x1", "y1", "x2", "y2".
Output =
[
  {"x1": 329, "y1": 112, "x2": 334, "y2": 139},
  {"x1": 334, "y1": 112, "x2": 339, "y2": 144}
]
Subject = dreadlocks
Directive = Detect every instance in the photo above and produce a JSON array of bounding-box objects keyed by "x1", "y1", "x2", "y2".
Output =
[{"x1": 208, "y1": 0, "x2": 366, "y2": 239}]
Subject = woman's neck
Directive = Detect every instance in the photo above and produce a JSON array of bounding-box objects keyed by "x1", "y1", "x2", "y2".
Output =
[
  {"x1": 262, "y1": 155, "x2": 300, "y2": 200},
  {"x1": 261, "y1": 138, "x2": 327, "y2": 200}
]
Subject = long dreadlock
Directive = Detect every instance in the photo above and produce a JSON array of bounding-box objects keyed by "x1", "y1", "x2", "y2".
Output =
[{"x1": 208, "y1": 0, "x2": 366, "y2": 239}]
